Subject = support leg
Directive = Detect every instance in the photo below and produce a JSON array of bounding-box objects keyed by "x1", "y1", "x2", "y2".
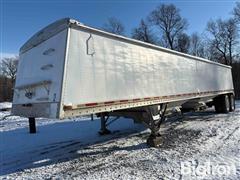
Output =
[
  {"x1": 98, "y1": 113, "x2": 111, "y2": 135},
  {"x1": 28, "y1": 117, "x2": 36, "y2": 134},
  {"x1": 147, "y1": 118, "x2": 162, "y2": 147},
  {"x1": 145, "y1": 104, "x2": 167, "y2": 147}
]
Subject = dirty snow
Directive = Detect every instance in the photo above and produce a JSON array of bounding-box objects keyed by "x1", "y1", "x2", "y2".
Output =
[{"x1": 0, "y1": 101, "x2": 239, "y2": 179}]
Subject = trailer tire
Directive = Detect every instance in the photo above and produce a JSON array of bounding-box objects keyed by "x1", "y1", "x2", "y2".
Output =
[
  {"x1": 214, "y1": 95, "x2": 230, "y2": 113},
  {"x1": 229, "y1": 94, "x2": 235, "y2": 112}
]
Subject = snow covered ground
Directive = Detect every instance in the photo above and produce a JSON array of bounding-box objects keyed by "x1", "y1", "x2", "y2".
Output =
[
  {"x1": 0, "y1": 101, "x2": 239, "y2": 179},
  {"x1": 0, "y1": 102, "x2": 12, "y2": 111}
]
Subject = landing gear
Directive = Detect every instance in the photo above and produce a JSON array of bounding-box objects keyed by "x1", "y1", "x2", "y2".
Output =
[
  {"x1": 28, "y1": 117, "x2": 36, "y2": 133},
  {"x1": 144, "y1": 104, "x2": 168, "y2": 147},
  {"x1": 96, "y1": 104, "x2": 168, "y2": 147},
  {"x1": 98, "y1": 113, "x2": 111, "y2": 135}
]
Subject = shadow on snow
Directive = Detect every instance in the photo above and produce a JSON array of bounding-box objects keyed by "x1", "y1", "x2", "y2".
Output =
[{"x1": 0, "y1": 103, "x2": 239, "y2": 176}]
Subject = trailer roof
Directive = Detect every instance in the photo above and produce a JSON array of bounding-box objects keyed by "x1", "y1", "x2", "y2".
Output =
[{"x1": 20, "y1": 18, "x2": 231, "y2": 69}]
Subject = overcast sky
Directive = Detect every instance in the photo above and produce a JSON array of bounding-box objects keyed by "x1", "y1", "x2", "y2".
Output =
[{"x1": 0, "y1": 0, "x2": 237, "y2": 57}]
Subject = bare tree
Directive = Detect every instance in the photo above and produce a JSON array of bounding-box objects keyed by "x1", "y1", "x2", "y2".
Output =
[
  {"x1": 148, "y1": 4, "x2": 188, "y2": 50},
  {"x1": 176, "y1": 33, "x2": 190, "y2": 53},
  {"x1": 233, "y1": 2, "x2": 240, "y2": 22},
  {"x1": 0, "y1": 56, "x2": 18, "y2": 101},
  {"x1": 132, "y1": 19, "x2": 157, "y2": 44},
  {"x1": 207, "y1": 18, "x2": 238, "y2": 65},
  {"x1": 0, "y1": 56, "x2": 18, "y2": 85},
  {"x1": 189, "y1": 32, "x2": 205, "y2": 58},
  {"x1": 102, "y1": 17, "x2": 125, "y2": 35}
]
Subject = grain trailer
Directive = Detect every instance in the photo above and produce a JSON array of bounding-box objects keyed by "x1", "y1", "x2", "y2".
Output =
[{"x1": 12, "y1": 18, "x2": 235, "y2": 146}]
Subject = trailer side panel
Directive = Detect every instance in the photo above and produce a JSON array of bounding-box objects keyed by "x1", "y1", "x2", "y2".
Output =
[{"x1": 61, "y1": 27, "x2": 233, "y2": 117}]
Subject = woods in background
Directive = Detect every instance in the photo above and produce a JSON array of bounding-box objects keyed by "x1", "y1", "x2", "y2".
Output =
[{"x1": 0, "y1": 57, "x2": 18, "y2": 102}]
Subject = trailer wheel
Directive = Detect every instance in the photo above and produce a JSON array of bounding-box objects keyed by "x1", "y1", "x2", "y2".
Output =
[
  {"x1": 229, "y1": 94, "x2": 235, "y2": 112},
  {"x1": 214, "y1": 95, "x2": 230, "y2": 113}
]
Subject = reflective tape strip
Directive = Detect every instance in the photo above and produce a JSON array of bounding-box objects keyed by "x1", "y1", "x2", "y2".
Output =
[{"x1": 63, "y1": 89, "x2": 234, "y2": 110}]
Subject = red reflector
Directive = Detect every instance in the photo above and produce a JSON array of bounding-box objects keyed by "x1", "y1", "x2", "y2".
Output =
[{"x1": 85, "y1": 103, "x2": 98, "y2": 107}]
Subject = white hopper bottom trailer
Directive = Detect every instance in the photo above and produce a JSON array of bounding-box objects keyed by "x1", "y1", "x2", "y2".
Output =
[{"x1": 12, "y1": 18, "x2": 235, "y2": 147}]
